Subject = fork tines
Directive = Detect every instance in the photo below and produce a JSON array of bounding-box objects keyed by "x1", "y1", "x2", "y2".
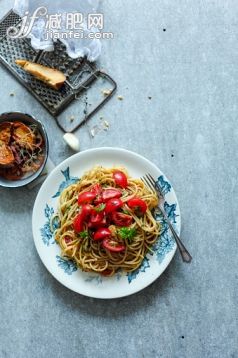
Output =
[
  {"x1": 141, "y1": 175, "x2": 154, "y2": 191},
  {"x1": 141, "y1": 174, "x2": 163, "y2": 198}
]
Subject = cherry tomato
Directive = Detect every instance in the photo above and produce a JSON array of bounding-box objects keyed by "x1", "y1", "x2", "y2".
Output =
[
  {"x1": 113, "y1": 171, "x2": 128, "y2": 188},
  {"x1": 101, "y1": 189, "x2": 122, "y2": 202},
  {"x1": 90, "y1": 211, "x2": 104, "y2": 223},
  {"x1": 78, "y1": 191, "x2": 96, "y2": 205},
  {"x1": 89, "y1": 211, "x2": 107, "y2": 228},
  {"x1": 94, "y1": 196, "x2": 103, "y2": 205},
  {"x1": 91, "y1": 183, "x2": 103, "y2": 204},
  {"x1": 111, "y1": 212, "x2": 133, "y2": 227},
  {"x1": 102, "y1": 238, "x2": 126, "y2": 252},
  {"x1": 127, "y1": 198, "x2": 147, "y2": 214},
  {"x1": 90, "y1": 183, "x2": 102, "y2": 196},
  {"x1": 73, "y1": 214, "x2": 84, "y2": 233},
  {"x1": 93, "y1": 228, "x2": 111, "y2": 241},
  {"x1": 80, "y1": 204, "x2": 93, "y2": 219},
  {"x1": 105, "y1": 198, "x2": 123, "y2": 213}
]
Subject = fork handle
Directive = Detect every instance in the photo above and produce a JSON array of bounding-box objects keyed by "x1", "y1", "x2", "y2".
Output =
[{"x1": 158, "y1": 204, "x2": 192, "y2": 263}]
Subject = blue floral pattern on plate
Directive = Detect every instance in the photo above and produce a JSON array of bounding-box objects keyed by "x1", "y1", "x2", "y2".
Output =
[
  {"x1": 127, "y1": 257, "x2": 150, "y2": 283},
  {"x1": 40, "y1": 169, "x2": 179, "y2": 281},
  {"x1": 40, "y1": 205, "x2": 56, "y2": 246},
  {"x1": 85, "y1": 275, "x2": 103, "y2": 284},
  {"x1": 40, "y1": 204, "x2": 60, "y2": 246},
  {"x1": 52, "y1": 167, "x2": 79, "y2": 198},
  {"x1": 164, "y1": 202, "x2": 178, "y2": 224},
  {"x1": 157, "y1": 175, "x2": 172, "y2": 195},
  {"x1": 56, "y1": 255, "x2": 77, "y2": 275}
]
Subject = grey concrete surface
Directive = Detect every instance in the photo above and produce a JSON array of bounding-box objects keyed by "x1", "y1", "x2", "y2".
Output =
[{"x1": 0, "y1": 1, "x2": 237, "y2": 357}]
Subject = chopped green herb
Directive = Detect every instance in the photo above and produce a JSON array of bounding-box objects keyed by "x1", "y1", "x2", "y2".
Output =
[
  {"x1": 78, "y1": 231, "x2": 89, "y2": 239},
  {"x1": 118, "y1": 227, "x2": 137, "y2": 241},
  {"x1": 94, "y1": 203, "x2": 106, "y2": 212},
  {"x1": 122, "y1": 209, "x2": 131, "y2": 215}
]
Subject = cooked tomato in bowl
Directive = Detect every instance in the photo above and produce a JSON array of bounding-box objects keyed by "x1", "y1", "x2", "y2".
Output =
[{"x1": 0, "y1": 112, "x2": 48, "y2": 187}]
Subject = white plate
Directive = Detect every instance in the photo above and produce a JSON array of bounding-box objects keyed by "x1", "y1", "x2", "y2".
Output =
[{"x1": 32, "y1": 147, "x2": 181, "y2": 299}]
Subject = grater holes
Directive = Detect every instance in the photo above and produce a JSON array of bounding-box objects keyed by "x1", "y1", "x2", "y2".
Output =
[{"x1": 0, "y1": 12, "x2": 21, "y2": 38}]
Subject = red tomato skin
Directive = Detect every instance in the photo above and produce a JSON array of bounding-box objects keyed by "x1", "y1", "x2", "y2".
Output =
[
  {"x1": 105, "y1": 198, "x2": 123, "y2": 213},
  {"x1": 78, "y1": 191, "x2": 96, "y2": 205},
  {"x1": 81, "y1": 204, "x2": 93, "y2": 219},
  {"x1": 101, "y1": 189, "x2": 122, "y2": 202},
  {"x1": 93, "y1": 228, "x2": 111, "y2": 241},
  {"x1": 90, "y1": 211, "x2": 104, "y2": 223},
  {"x1": 102, "y1": 238, "x2": 126, "y2": 252},
  {"x1": 127, "y1": 198, "x2": 147, "y2": 214},
  {"x1": 111, "y1": 212, "x2": 133, "y2": 227},
  {"x1": 73, "y1": 204, "x2": 93, "y2": 233},
  {"x1": 89, "y1": 210, "x2": 107, "y2": 228},
  {"x1": 91, "y1": 183, "x2": 102, "y2": 196},
  {"x1": 91, "y1": 184, "x2": 103, "y2": 204},
  {"x1": 73, "y1": 214, "x2": 84, "y2": 233},
  {"x1": 94, "y1": 196, "x2": 103, "y2": 205},
  {"x1": 113, "y1": 171, "x2": 128, "y2": 188}
]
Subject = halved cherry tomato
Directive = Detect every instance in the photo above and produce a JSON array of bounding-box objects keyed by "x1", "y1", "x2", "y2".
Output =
[
  {"x1": 91, "y1": 183, "x2": 103, "y2": 204},
  {"x1": 90, "y1": 183, "x2": 102, "y2": 196},
  {"x1": 89, "y1": 211, "x2": 107, "y2": 228},
  {"x1": 102, "y1": 238, "x2": 125, "y2": 252},
  {"x1": 101, "y1": 189, "x2": 122, "y2": 202},
  {"x1": 78, "y1": 191, "x2": 96, "y2": 205},
  {"x1": 80, "y1": 204, "x2": 93, "y2": 219},
  {"x1": 105, "y1": 198, "x2": 123, "y2": 213},
  {"x1": 73, "y1": 214, "x2": 84, "y2": 233},
  {"x1": 90, "y1": 211, "x2": 104, "y2": 223},
  {"x1": 94, "y1": 228, "x2": 111, "y2": 241},
  {"x1": 113, "y1": 170, "x2": 128, "y2": 188},
  {"x1": 111, "y1": 212, "x2": 132, "y2": 227},
  {"x1": 73, "y1": 204, "x2": 93, "y2": 233},
  {"x1": 94, "y1": 197, "x2": 103, "y2": 205},
  {"x1": 127, "y1": 198, "x2": 147, "y2": 214}
]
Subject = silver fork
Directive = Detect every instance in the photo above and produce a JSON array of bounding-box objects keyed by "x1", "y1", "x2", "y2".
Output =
[{"x1": 141, "y1": 174, "x2": 192, "y2": 263}]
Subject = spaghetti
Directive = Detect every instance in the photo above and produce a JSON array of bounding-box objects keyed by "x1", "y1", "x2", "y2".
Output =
[{"x1": 53, "y1": 166, "x2": 160, "y2": 276}]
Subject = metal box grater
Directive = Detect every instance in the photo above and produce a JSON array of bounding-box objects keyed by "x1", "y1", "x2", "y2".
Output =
[{"x1": 0, "y1": 10, "x2": 117, "y2": 132}]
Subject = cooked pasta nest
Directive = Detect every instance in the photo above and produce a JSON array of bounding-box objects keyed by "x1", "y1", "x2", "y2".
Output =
[{"x1": 52, "y1": 166, "x2": 161, "y2": 277}]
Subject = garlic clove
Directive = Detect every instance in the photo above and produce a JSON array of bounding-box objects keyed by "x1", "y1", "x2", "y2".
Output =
[{"x1": 63, "y1": 133, "x2": 80, "y2": 152}]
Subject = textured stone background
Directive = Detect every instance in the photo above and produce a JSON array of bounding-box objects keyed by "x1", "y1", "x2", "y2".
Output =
[{"x1": 0, "y1": 1, "x2": 237, "y2": 357}]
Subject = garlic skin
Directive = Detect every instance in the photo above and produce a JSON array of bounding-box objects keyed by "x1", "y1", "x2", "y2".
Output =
[{"x1": 63, "y1": 133, "x2": 80, "y2": 152}]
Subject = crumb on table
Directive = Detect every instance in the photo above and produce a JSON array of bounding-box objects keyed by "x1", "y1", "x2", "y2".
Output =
[{"x1": 102, "y1": 89, "x2": 112, "y2": 96}]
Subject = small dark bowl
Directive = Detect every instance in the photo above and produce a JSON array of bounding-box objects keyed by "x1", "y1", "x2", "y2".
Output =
[{"x1": 0, "y1": 112, "x2": 49, "y2": 188}]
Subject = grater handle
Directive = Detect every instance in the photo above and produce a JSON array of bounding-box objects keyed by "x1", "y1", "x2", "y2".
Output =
[{"x1": 55, "y1": 70, "x2": 117, "y2": 133}]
